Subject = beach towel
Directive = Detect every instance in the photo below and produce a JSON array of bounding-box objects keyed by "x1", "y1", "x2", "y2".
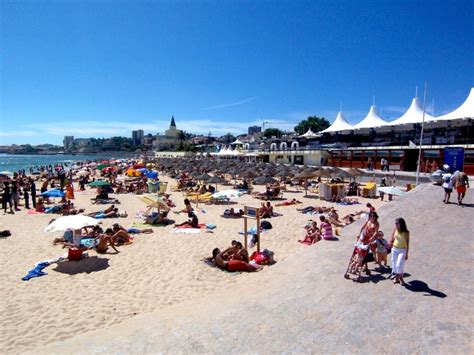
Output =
[
  {"x1": 175, "y1": 223, "x2": 206, "y2": 229},
  {"x1": 22, "y1": 262, "x2": 50, "y2": 281},
  {"x1": 27, "y1": 210, "x2": 44, "y2": 215},
  {"x1": 80, "y1": 238, "x2": 95, "y2": 248}
]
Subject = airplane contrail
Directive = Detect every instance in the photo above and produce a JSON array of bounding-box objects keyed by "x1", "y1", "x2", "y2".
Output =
[{"x1": 205, "y1": 96, "x2": 257, "y2": 110}]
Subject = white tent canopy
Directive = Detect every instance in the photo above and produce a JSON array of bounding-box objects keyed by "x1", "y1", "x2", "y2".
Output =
[
  {"x1": 430, "y1": 87, "x2": 474, "y2": 121},
  {"x1": 352, "y1": 105, "x2": 388, "y2": 129},
  {"x1": 299, "y1": 128, "x2": 320, "y2": 138},
  {"x1": 388, "y1": 97, "x2": 434, "y2": 126},
  {"x1": 230, "y1": 139, "x2": 245, "y2": 145},
  {"x1": 320, "y1": 111, "x2": 353, "y2": 133}
]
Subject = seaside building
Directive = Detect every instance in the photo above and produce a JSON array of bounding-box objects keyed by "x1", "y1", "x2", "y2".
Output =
[
  {"x1": 63, "y1": 136, "x2": 74, "y2": 151},
  {"x1": 248, "y1": 125, "x2": 262, "y2": 135},
  {"x1": 132, "y1": 130, "x2": 144, "y2": 146},
  {"x1": 206, "y1": 88, "x2": 474, "y2": 174},
  {"x1": 153, "y1": 116, "x2": 183, "y2": 151}
]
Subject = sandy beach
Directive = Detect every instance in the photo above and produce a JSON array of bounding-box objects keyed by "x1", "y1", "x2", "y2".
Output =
[
  {"x1": 37, "y1": 184, "x2": 473, "y2": 354},
  {"x1": 1, "y1": 171, "x2": 387, "y2": 353}
]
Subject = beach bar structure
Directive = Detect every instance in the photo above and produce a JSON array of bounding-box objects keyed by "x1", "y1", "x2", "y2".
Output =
[{"x1": 244, "y1": 88, "x2": 474, "y2": 174}]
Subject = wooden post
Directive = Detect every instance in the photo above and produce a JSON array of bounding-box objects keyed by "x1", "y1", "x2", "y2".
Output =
[{"x1": 243, "y1": 206, "x2": 260, "y2": 252}]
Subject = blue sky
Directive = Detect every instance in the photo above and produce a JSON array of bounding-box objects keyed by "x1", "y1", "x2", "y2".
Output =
[{"x1": 1, "y1": 0, "x2": 473, "y2": 145}]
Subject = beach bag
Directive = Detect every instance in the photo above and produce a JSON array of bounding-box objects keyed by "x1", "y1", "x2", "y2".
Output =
[
  {"x1": 260, "y1": 220, "x2": 273, "y2": 230},
  {"x1": 67, "y1": 248, "x2": 83, "y2": 261}
]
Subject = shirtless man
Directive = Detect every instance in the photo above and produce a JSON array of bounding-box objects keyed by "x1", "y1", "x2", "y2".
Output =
[
  {"x1": 87, "y1": 204, "x2": 115, "y2": 217},
  {"x1": 104, "y1": 228, "x2": 131, "y2": 245},
  {"x1": 94, "y1": 231, "x2": 119, "y2": 254}
]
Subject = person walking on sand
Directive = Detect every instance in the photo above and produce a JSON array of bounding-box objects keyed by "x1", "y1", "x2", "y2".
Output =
[
  {"x1": 453, "y1": 171, "x2": 469, "y2": 206},
  {"x1": 389, "y1": 218, "x2": 410, "y2": 285}
]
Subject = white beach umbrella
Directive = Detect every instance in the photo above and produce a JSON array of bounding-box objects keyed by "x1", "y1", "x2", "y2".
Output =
[
  {"x1": 212, "y1": 189, "x2": 244, "y2": 200},
  {"x1": 44, "y1": 215, "x2": 98, "y2": 233},
  {"x1": 377, "y1": 186, "x2": 406, "y2": 196}
]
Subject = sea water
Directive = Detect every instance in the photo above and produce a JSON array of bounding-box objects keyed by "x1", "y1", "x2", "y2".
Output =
[{"x1": 0, "y1": 154, "x2": 134, "y2": 173}]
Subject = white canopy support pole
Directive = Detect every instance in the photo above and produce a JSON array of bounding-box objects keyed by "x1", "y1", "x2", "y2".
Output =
[{"x1": 416, "y1": 82, "x2": 428, "y2": 186}]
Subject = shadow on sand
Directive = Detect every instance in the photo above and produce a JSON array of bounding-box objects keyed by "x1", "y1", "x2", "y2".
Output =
[
  {"x1": 403, "y1": 280, "x2": 447, "y2": 298},
  {"x1": 53, "y1": 256, "x2": 110, "y2": 275}
]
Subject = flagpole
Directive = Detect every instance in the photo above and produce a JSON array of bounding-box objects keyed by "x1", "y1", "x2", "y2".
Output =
[{"x1": 415, "y1": 82, "x2": 428, "y2": 186}]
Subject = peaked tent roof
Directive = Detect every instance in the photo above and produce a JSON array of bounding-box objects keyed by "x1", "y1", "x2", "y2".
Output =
[
  {"x1": 388, "y1": 97, "x2": 434, "y2": 125},
  {"x1": 230, "y1": 139, "x2": 245, "y2": 145},
  {"x1": 430, "y1": 87, "x2": 474, "y2": 121},
  {"x1": 320, "y1": 112, "x2": 353, "y2": 133},
  {"x1": 352, "y1": 105, "x2": 388, "y2": 129},
  {"x1": 299, "y1": 128, "x2": 320, "y2": 138}
]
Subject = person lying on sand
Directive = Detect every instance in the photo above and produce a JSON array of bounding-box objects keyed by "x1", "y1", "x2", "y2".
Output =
[
  {"x1": 145, "y1": 210, "x2": 170, "y2": 225},
  {"x1": 211, "y1": 245, "x2": 262, "y2": 272},
  {"x1": 113, "y1": 223, "x2": 153, "y2": 234},
  {"x1": 275, "y1": 198, "x2": 301, "y2": 207},
  {"x1": 297, "y1": 205, "x2": 330, "y2": 214},
  {"x1": 223, "y1": 208, "x2": 244, "y2": 218},
  {"x1": 87, "y1": 204, "x2": 115, "y2": 217}
]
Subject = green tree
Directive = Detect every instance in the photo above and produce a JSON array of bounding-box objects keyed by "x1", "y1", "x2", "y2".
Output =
[
  {"x1": 263, "y1": 128, "x2": 284, "y2": 138},
  {"x1": 294, "y1": 116, "x2": 330, "y2": 135},
  {"x1": 178, "y1": 130, "x2": 186, "y2": 145}
]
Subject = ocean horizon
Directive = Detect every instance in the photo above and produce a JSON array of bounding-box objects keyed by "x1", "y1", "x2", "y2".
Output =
[{"x1": 0, "y1": 153, "x2": 137, "y2": 173}]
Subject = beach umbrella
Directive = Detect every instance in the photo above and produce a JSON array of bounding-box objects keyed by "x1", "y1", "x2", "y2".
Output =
[
  {"x1": 207, "y1": 175, "x2": 228, "y2": 190},
  {"x1": 88, "y1": 180, "x2": 111, "y2": 187},
  {"x1": 41, "y1": 189, "x2": 65, "y2": 198},
  {"x1": 240, "y1": 170, "x2": 257, "y2": 179},
  {"x1": 295, "y1": 168, "x2": 319, "y2": 197},
  {"x1": 0, "y1": 171, "x2": 13, "y2": 176},
  {"x1": 212, "y1": 189, "x2": 244, "y2": 200},
  {"x1": 348, "y1": 168, "x2": 363, "y2": 177},
  {"x1": 137, "y1": 168, "x2": 148, "y2": 173},
  {"x1": 138, "y1": 195, "x2": 170, "y2": 211},
  {"x1": 253, "y1": 175, "x2": 277, "y2": 185},
  {"x1": 44, "y1": 215, "x2": 98, "y2": 233},
  {"x1": 96, "y1": 164, "x2": 108, "y2": 171},
  {"x1": 196, "y1": 173, "x2": 212, "y2": 181},
  {"x1": 334, "y1": 169, "x2": 354, "y2": 181},
  {"x1": 314, "y1": 168, "x2": 332, "y2": 179},
  {"x1": 377, "y1": 186, "x2": 406, "y2": 197},
  {"x1": 77, "y1": 170, "x2": 90, "y2": 177}
]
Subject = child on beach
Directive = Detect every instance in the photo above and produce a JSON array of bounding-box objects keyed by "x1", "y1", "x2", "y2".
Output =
[{"x1": 373, "y1": 231, "x2": 389, "y2": 267}]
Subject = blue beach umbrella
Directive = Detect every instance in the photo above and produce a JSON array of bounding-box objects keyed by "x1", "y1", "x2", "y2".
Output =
[
  {"x1": 41, "y1": 189, "x2": 65, "y2": 198},
  {"x1": 137, "y1": 168, "x2": 149, "y2": 173}
]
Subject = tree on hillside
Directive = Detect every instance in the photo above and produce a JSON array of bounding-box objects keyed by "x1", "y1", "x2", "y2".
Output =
[
  {"x1": 294, "y1": 116, "x2": 330, "y2": 135},
  {"x1": 263, "y1": 128, "x2": 284, "y2": 139}
]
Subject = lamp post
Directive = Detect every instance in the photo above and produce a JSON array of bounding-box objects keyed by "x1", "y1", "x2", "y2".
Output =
[{"x1": 415, "y1": 82, "x2": 428, "y2": 186}]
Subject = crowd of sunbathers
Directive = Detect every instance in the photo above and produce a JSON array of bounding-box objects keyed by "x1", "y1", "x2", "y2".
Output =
[{"x1": 52, "y1": 223, "x2": 152, "y2": 253}]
